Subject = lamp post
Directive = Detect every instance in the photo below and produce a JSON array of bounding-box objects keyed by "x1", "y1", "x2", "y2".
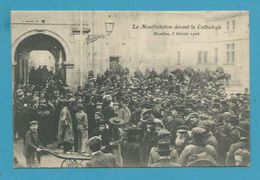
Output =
[
  {"x1": 86, "y1": 14, "x2": 115, "y2": 74},
  {"x1": 86, "y1": 15, "x2": 115, "y2": 44}
]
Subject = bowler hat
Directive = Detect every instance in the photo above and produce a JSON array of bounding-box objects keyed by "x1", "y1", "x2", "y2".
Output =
[
  {"x1": 191, "y1": 127, "x2": 207, "y2": 139},
  {"x1": 109, "y1": 117, "x2": 124, "y2": 125},
  {"x1": 156, "y1": 139, "x2": 173, "y2": 153},
  {"x1": 95, "y1": 112, "x2": 104, "y2": 119},
  {"x1": 177, "y1": 125, "x2": 190, "y2": 133},
  {"x1": 158, "y1": 129, "x2": 171, "y2": 138},
  {"x1": 88, "y1": 136, "x2": 102, "y2": 150}
]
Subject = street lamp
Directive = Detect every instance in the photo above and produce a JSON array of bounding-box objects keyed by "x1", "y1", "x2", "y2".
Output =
[
  {"x1": 87, "y1": 15, "x2": 115, "y2": 44},
  {"x1": 105, "y1": 15, "x2": 114, "y2": 35}
]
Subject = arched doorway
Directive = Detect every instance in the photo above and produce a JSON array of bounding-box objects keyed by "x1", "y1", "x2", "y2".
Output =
[{"x1": 14, "y1": 33, "x2": 66, "y2": 86}]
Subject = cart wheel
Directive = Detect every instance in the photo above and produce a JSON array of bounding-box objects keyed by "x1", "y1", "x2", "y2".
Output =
[
  {"x1": 76, "y1": 160, "x2": 85, "y2": 168},
  {"x1": 61, "y1": 159, "x2": 78, "y2": 168}
]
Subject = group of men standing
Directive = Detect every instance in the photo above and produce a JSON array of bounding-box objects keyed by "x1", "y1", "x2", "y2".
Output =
[{"x1": 14, "y1": 65, "x2": 250, "y2": 167}]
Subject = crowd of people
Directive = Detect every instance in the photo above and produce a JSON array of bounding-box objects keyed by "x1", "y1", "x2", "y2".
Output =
[{"x1": 13, "y1": 65, "x2": 250, "y2": 167}]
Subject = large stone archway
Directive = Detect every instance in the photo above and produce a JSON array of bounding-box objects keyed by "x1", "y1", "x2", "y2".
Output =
[
  {"x1": 12, "y1": 29, "x2": 71, "y2": 64},
  {"x1": 12, "y1": 30, "x2": 72, "y2": 88}
]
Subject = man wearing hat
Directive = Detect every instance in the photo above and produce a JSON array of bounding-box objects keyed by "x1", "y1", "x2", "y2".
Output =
[
  {"x1": 102, "y1": 95, "x2": 116, "y2": 124},
  {"x1": 225, "y1": 121, "x2": 249, "y2": 166},
  {"x1": 86, "y1": 136, "x2": 117, "y2": 167},
  {"x1": 224, "y1": 112, "x2": 241, "y2": 145},
  {"x1": 215, "y1": 113, "x2": 234, "y2": 164},
  {"x1": 178, "y1": 127, "x2": 218, "y2": 166},
  {"x1": 37, "y1": 100, "x2": 52, "y2": 147},
  {"x1": 121, "y1": 126, "x2": 142, "y2": 167},
  {"x1": 141, "y1": 116, "x2": 158, "y2": 165},
  {"x1": 91, "y1": 119, "x2": 111, "y2": 152},
  {"x1": 23, "y1": 121, "x2": 42, "y2": 167},
  {"x1": 75, "y1": 104, "x2": 88, "y2": 154},
  {"x1": 70, "y1": 96, "x2": 82, "y2": 152},
  {"x1": 84, "y1": 94, "x2": 99, "y2": 137},
  {"x1": 14, "y1": 89, "x2": 26, "y2": 139},
  {"x1": 117, "y1": 96, "x2": 131, "y2": 129},
  {"x1": 163, "y1": 110, "x2": 185, "y2": 145},
  {"x1": 107, "y1": 117, "x2": 124, "y2": 166},
  {"x1": 149, "y1": 139, "x2": 180, "y2": 167},
  {"x1": 198, "y1": 120, "x2": 218, "y2": 149},
  {"x1": 185, "y1": 112, "x2": 199, "y2": 129},
  {"x1": 175, "y1": 125, "x2": 191, "y2": 154},
  {"x1": 58, "y1": 101, "x2": 74, "y2": 154},
  {"x1": 148, "y1": 129, "x2": 178, "y2": 166}
]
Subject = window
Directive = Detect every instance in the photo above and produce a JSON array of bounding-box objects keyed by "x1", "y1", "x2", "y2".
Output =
[
  {"x1": 198, "y1": 51, "x2": 208, "y2": 64},
  {"x1": 226, "y1": 20, "x2": 235, "y2": 32},
  {"x1": 177, "y1": 51, "x2": 181, "y2": 65},
  {"x1": 226, "y1": 43, "x2": 235, "y2": 64},
  {"x1": 214, "y1": 48, "x2": 218, "y2": 63},
  {"x1": 204, "y1": 51, "x2": 208, "y2": 64},
  {"x1": 198, "y1": 51, "x2": 202, "y2": 64},
  {"x1": 232, "y1": 20, "x2": 235, "y2": 31},
  {"x1": 71, "y1": 27, "x2": 90, "y2": 35},
  {"x1": 226, "y1": 21, "x2": 230, "y2": 31},
  {"x1": 231, "y1": 44, "x2": 235, "y2": 63}
]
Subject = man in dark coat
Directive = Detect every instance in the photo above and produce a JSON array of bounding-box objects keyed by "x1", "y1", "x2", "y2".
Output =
[
  {"x1": 85, "y1": 96, "x2": 98, "y2": 137},
  {"x1": 29, "y1": 66, "x2": 36, "y2": 85},
  {"x1": 14, "y1": 89, "x2": 28, "y2": 139},
  {"x1": 148, "y1": 129, "x2": 179, "y2": 166},
  {"x1": 226, "y1": 116, "x2": 241, "y2": 144},
  {"x1": 141, "y1": 118, "x2": 158, "y2": 165},
  {"x1": 91, "y1": 119, "x2": 111, "y2": 152},
  {"x1": 23, "y1": 121, "x2": 42, "y2": 167},
  {"x1": 86, "y1": 136, "x2": 117, "y2": 167},
  {"x1": 149, "y1": 139, "x2": 180, "y2": 167},
  {"x1": 102, "y1": 95, "x2": 116, "y2": 124},
  {"x1": 121, "y1": 126, "x2": 142, "y2": 167},
  {"x1": 75, "y1": 104, "x2": 88, "y2": 153},
  {"x1": 37, "y1": 100, "x2": 53, "y2": 147}
]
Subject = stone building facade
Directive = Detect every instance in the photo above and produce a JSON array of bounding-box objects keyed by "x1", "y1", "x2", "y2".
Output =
[{"x1": 11, "y1": 11, "x2": 249, "y2": 92}]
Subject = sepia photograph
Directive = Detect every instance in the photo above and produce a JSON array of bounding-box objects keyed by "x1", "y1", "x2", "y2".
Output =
[{"x1": 11, "y1": 11, "x2": 249, "y2": 168}]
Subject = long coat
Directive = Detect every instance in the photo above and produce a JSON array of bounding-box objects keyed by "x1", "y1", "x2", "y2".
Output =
[
  {"x1": 58, "y1": 107, "x2": 74, "y2": 144},
  {"x1": 121, "y1": 141, "x2": 142, "y2": 167},
  {"x1": 37, "y1": 105, "x2": 53, "y2": 146}
]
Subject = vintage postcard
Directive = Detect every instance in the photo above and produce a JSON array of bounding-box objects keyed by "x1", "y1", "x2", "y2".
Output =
[{"x1": 12, "y1": 11, "x2": 249, "y2": 168}]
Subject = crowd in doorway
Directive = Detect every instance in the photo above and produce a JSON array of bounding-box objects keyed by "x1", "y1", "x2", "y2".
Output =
[
  {"x1": 13, "y1": 65, "x2": 250, "y2": 167},
  {"x1": 27, "y1": 65, "x2": 66, "y2": 87}
]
